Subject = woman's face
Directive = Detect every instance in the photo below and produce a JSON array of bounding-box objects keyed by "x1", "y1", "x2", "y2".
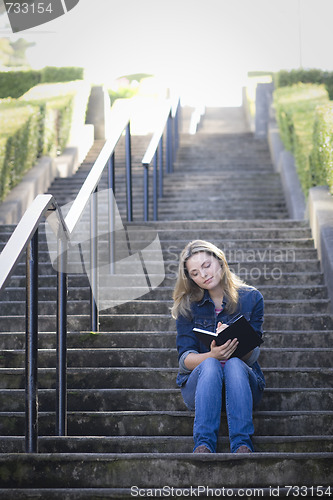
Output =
[{"x1": 185, "y1": 251, "x2": 223, "y2": 291}]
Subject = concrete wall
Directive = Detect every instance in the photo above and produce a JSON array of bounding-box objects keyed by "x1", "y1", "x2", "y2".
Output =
[{"x1": 308, "y1": 186, "x2": 333, "y2": 309}]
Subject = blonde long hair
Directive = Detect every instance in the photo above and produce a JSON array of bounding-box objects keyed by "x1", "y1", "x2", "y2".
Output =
[{"x1": 171, "y1": 240, "x2": 247, "y2": 319}]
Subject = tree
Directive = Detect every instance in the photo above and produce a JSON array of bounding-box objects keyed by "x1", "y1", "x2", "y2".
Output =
[
  {"x1": 9, "y1": 38, "x2": 35, "y2": 66},
  {"x1": 0, "y1": 38, "x2": 13, "y2": 66}
]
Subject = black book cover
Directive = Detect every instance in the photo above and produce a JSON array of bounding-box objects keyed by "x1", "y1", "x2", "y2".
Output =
[{"x1": 194, "y1": 315, "x2": 264, "y2": 358}]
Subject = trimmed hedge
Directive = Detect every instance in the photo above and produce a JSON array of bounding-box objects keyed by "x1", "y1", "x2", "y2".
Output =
[
  {"x1": 0, "y1": 70, "x2": 41, "y2": 99},
  {"x1": 35, "y1": 95, "x2": 74, "y2": 156},
  {"x1": 273, "y1": 83, "x2": 329, "y2": 195},
  {"x1": 0, "y1": 101, "x2": 40, "y2": 201},
  {"x1": 275, "y1": 68, "x2": 333, "y2": 100},
  {"x1": 310, "y1": 103, "x2": 333, "y2": 194},
  {"x1": 0, "y1": 81, "x2": 84, "y2": 202},
  {"x1": 20, "y1": 82, "x2": 78, "y2": 157},
  {"x1": 41, "y1": 66, "x2": 84, "y2": 83},
  {"x1": 0, "y1": 66, "x2": 84, "y2": 99}
]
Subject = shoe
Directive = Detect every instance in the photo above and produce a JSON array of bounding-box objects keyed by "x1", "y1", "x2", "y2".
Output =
[
  {"x1": 235, "y1": 445, "x2": 252, "y2": 453},
  {"x1": 194, "y1": 445, "x2": 212, "y2": 453}
]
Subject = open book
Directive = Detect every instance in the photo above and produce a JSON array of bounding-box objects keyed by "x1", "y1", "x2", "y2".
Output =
[{"x1": 193, "y1": 315, "x2": 264, "y2": 358}]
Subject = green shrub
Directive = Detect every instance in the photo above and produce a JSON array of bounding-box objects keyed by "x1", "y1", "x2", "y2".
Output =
[
  {"x1": 31, "y1": 95, "x2": 74, "y2": 156},
  {"x1": 20, "y1": 82, "x2": 77, "y2": 156},
  {"x1": 0, "y1": 70, "x2": 41, "y2": 98},
  {"x1": 273, "y1": 83, "x2": 329, "y2": 194},
  {"x1": 0, "y1": 75, "x2": 87, "y2": 202},
  {"x1": 274, "y1": 68, "x2": 333, "y2": 100},
  {"x1": 310, "y1": 103, "x2": 333, "y2": 194},
  {"x1": 0, "y1": 101, "x2": 40, "y2": 201},
  {"x1": 322, "y1": 72, "x2": 333, "y2": 100},
  {"x1": 41, "y1": 66, "x2": 84, "y2": 83},
  {"x1": 107, "y1": 74, "x2": 154, "y2": 105},
  {"x1": 108, "y1": 86, "x2": 138, "y2": 105},
  {"x1": 0, "y1": 67, "x2": 84, "y2": 99}
]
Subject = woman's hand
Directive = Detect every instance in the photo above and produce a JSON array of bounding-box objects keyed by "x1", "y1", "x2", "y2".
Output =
[
  {"x1": 210, "y1": 338, "x2": 238, "y2": 361},
  {"x1": 183, "y1": 321, "x2": 238, "y2": 371},
  {"x1": 216, "y1": 321, "x2": 230, "y2": 334},
  {"x1": 210, "y1": 321, "x2": 238, "y2": 361}
]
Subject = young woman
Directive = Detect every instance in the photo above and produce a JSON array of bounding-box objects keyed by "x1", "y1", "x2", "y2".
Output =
[{"x1": 171, "y1": 240, "x2": 265, "y2": 454}]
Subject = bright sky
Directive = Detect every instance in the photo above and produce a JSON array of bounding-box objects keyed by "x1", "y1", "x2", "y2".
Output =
[{"x1": 1, "y1": 0, "x2": 333, "y2": 105}]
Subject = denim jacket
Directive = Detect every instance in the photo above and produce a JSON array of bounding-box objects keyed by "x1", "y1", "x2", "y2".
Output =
[{"x1": 175, "y1": 287, "x2": 265, "y2": 389}]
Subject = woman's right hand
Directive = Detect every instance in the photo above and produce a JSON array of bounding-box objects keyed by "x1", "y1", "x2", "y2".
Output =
[{"x1": 210, "y1": 338, "x2": 239, "y2": 361}]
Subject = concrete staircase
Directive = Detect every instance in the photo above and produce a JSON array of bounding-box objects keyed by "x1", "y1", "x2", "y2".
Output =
[{"x1": 0, "y1": 106, "x2": 332, "y2": 498}]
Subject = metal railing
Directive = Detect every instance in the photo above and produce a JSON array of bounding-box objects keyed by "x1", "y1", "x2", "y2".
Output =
[
  {"x1": 0, "y1": 194, "x2": 67, "y2": 453},
  {"x1": 142, "y1": 97, "x2": 180, "y2": 221},
  {"x1": 0, "y1": 96, "x2": 180, "y2": 453},
  {"x1": 0, "y1": 100, "x2": 132, "y2": 452}
]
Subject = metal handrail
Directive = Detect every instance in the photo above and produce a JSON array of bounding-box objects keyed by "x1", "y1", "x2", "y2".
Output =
[
  {"x1": 0, "y1": 194, "x2": 68, "y2": 453},
  {"x1": 0, "y1": 99, "x2": 132, "y2": 452},
  {"x1": 0, "y1": 195, "x2": 67, "y2": 290},
  {"x1": 0, "y1": 95, "x2": 181, "y2": 453},
  {"x1": 64, "y1": 99, "x2": 132, "y2": 331},
  {"x1": 142, "y1": 97, "x2": 180, "y2": 221},
  {"x1": 65, "y1": 100, "x2": 132, "y2": 234}
]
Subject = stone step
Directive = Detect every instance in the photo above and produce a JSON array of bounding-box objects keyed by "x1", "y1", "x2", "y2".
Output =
[
  {"x1": 0, "y1": 367, "x2": 331, "y2": 390},
  {"x1": 10, "y1": 246, "x2": 318, "y2": 264},
  {"x1": 1, "y1": 388, "x2": 332, "y2": 412},
  {"x1": 0, "y1": 227, "x2": 315, "y2": 246},
  {"x1": 1, "y1": 260, "x2": 322, "y2": 280},
  {"x1": 0, "y1": 410, "x2": 332, "y2": 437},
  {"x1": 0, "y1": 452, "x2": 332, "y2": 489},
  {"x1": 48, "y1": 184, "x2": 286, "y2": 197},
  {"x1": 0, "y1": 218, "x2": 312, "y2": 234},
  {"x1": 0, "y1": 311, "x2": 332, "y2": 333},
  {"x1": 5, "y1": 236, "x2": 317, "y2": 251},
  {"x1": 145, "y1": 211, "x2": 290, "y2": 220},
  {"x1": 45, "y1": 192, "x2": 289, "y2": 206},
  {"x1": 155, "y1": 197, "x2": 288, "y2": 207},
  {"x1": 0, "y1": 236, "x2": 316, "y2": 251},
  {"x1": 0, "y1": 283, "x2": 327, "y2": 302},
  {"x1": 0, "y1": 218, "x2": 313, "y2": 232},
  {"x1": 0, "y1": 329, "x2": 331, "y2": 351},
  {"x1": 3, "y1": 272, "x2": 326, "y2": 292},
  {"x1": 0, "y1": 304, "x2": 332, "y2": 331},
  {"x1": 0, "y1": 298, "x2": 330, "y2": 316},
  {"x1": 1, "y1": 347, "x2": 332, "y2": 369},
  {"x1": 0, "y1": 435, "x2": 332, "y2": 454}
]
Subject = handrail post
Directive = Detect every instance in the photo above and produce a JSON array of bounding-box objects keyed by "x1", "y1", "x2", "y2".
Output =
[
  {"x1": 90, "y1": 187, "x2": 99, "y2": 332},
  {"x1": 56, "y1": 236, "x2": 68, "y2": 436},
  {"x1": 25, "y1": 230, "x2": 39, "y2": 453},
  {"x1": 166, "y1": 111, "x2": 173, "y2": 174},
  {"x1": 174, "y1": 102, "x2": 179, "y2": 152},
  {"x1": 108, "y1": 152, "x2": 116, "y2": 274},
  {"x1": 158, "y1": 136, "x2": 163, "y2": 198},
  {"x1": 153, "y1": 152, "x2": 158, "y2": 221},
  {"x1": 125, "y1": 123, "x2": 133, "y2": 222},
  {"x1": 143, "y1": 164, "x2": 149, "y2": 222}
]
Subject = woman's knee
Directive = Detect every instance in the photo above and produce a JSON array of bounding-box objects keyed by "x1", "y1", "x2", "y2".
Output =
[
  {"x1": 199, "y1": 357, "x2": 223, "y2": 380},
  {"x1": 224, "y1": 357, "x2": 248, "y2": 378}
]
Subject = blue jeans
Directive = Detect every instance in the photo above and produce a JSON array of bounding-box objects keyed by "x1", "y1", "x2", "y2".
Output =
[{"x1": 181, "y1": 357, "x2": 264, "y2": 453}]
